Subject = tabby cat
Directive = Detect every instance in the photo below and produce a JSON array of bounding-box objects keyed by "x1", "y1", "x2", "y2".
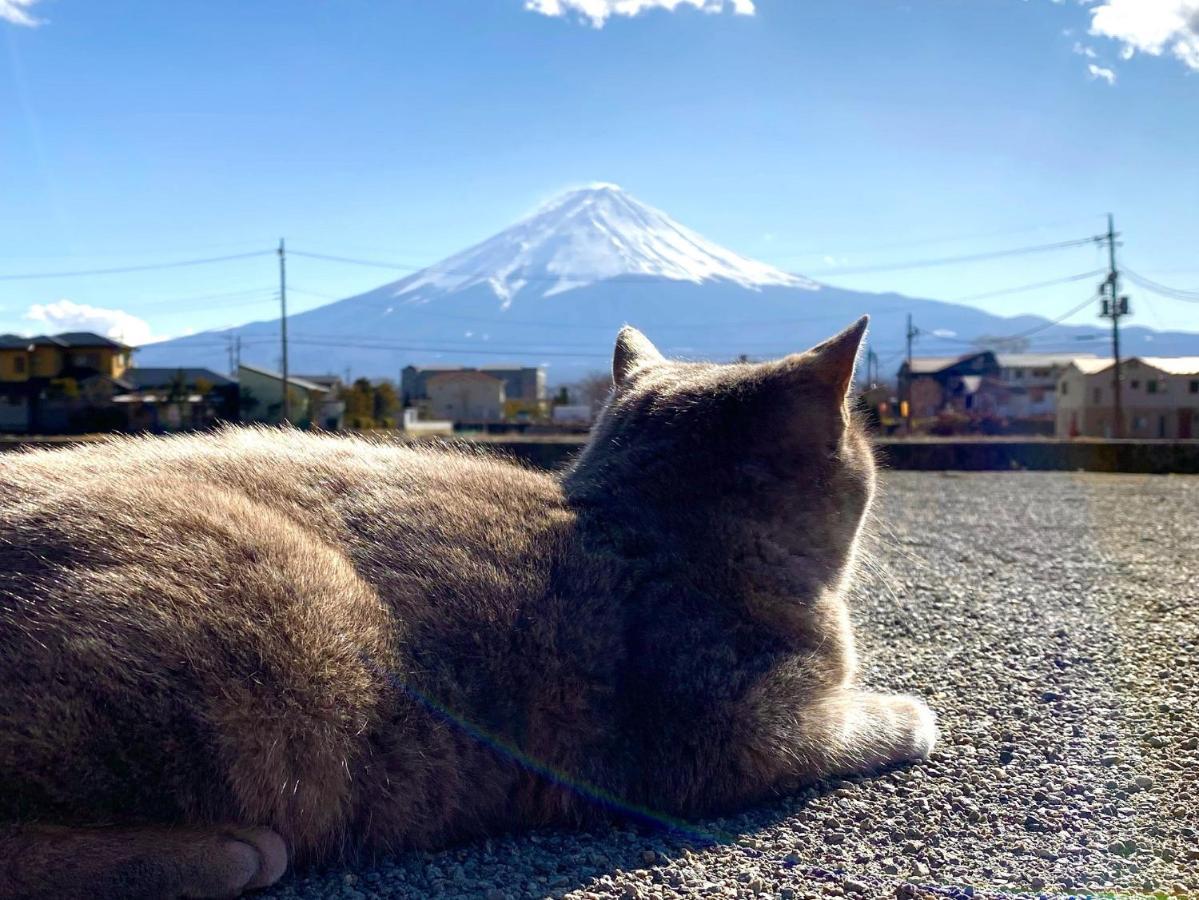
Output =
[{"x1": 0, "y1": 317, "x2": 935, "y2": 898}]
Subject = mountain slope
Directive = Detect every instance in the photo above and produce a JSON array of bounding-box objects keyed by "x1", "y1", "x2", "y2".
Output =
[{"x1": 137, "y1": 185, "x2": 1199, "y2": 381}]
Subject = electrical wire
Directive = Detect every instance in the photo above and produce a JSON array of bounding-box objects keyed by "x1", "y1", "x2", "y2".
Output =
[
  {"x1": 811, "y1": 237, "x2": 1102, "y2": 277},
  {"x1": 0, "y1": 250, "x2": 274, "y2": 281},
  {"x1": 948, "y1": 270, "x2": 1105, "y2": 303},
  {"x1": 916, "y1": 294, "x2": 1101, "y2": 347},
  {"x1": 1122, "y1": 267, "x2": 1199, "y2": 303}
]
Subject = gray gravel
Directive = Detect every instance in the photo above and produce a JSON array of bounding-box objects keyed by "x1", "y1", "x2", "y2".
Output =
[{"x1": 261, "y1": 472, "x2": 1199, "y2": 899}]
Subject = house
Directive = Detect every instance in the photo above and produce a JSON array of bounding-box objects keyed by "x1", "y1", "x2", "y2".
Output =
[
  {"x1": 402, "y1": 365, "x2": 546, "y2": 407},
  {"x1": 238, "y1": 364, "x2": 343, "y2": 428},
  {"x1": 1056, "y1": 357, "x2": 1199, "y2": 438},
  {"x1": 994, "y1": 353, "x2": 1098, "y2": 421},
  {"x1": 0, "y1": 332, "x2": 135, "y2": 433},
  {"x1": 115, "y1": 367, "x2": 238, "y2": 432},
  {"x1": 293, "y1": 374, "x2": 344, "y2": 393},
  {"x1": 897, "y1": 352, "x2": 1001, "y2": 421},
  {"x1": 424, "y1": 370, "x2": 505, "y2": 422},
  {"x1": 899, "y1": 350, "x2": 1099, "y2": 433}
]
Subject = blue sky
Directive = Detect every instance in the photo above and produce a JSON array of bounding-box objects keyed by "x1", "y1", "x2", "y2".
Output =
[{"x1": 1, "y1": 0, "x2": 1196, "y2": 346}]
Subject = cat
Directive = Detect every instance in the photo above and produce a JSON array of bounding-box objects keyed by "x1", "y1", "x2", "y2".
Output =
[{"x1": 0, "y1": 317, "x2": 936, "y2": 899}]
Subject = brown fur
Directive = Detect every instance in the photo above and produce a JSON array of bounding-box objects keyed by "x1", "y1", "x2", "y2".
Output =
[{"x1": 0, "y1": 318, "x2": 935, "y2": 898}]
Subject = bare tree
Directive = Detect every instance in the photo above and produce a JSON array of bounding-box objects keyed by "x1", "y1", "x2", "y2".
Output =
[{"x1": 574, "y1": 371, "x2": 614, "y2": 415}]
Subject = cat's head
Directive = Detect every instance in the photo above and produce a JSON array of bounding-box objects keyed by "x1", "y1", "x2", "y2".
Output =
[{"x1": 566, "y1": 318, "x2": 875, "y2": 590}]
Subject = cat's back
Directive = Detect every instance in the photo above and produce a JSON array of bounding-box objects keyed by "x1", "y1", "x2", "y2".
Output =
[{"x1": 0, "y1": 428, "x2": 572, "y2": 845}]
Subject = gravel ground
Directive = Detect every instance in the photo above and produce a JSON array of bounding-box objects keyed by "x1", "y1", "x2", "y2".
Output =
[{"x1": 261, "y1": 472, "x2": 1199, "y2": 900}]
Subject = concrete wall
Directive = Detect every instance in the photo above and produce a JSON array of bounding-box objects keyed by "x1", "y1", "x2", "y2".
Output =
[{"x1": 455, "y1": 437, "x2": 1199, "y2": 475}]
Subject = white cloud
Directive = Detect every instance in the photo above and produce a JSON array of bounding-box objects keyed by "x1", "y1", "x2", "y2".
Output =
[
  {"x1": 0, "y1": 0, "x2": 43, "y2": 27},
  {"x1": 524, "y1": 0, "x2": 754, "y2": 28},
  {"x1": 25, "y1": 300, "x2": 158, "y2": 346},
  {"x1": 1072, "y1": 41, "x2": 1098, "y2": 57},
  {"x1": 1088, "y1": 0, "x2": 1199, "y2": 70},
  {"x1": 1088, "y1": 62, "x2": 1118, "y2": 83}
]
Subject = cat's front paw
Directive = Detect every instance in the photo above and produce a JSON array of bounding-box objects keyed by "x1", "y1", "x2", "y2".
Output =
[{"x1": 889, "y1": 693, "x2": 938, "y2": 761}]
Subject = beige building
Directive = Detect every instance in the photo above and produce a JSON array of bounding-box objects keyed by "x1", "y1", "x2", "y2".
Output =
[
  {"x1": 425, "y1": 370, "x2": 505, "y2": 422},
  {"x1": 238, "y1": 364, "x2": 343, "y2": 428},
  {"x1": 995, "y1": 353, "x2": 1097, "y2": 420},
  {"x1": 1056, "y1": 357, "x2": 1199, "y2": 438}
]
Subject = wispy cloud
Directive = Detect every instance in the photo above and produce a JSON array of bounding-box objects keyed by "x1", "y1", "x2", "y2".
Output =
[
  {"x1": 25, "y1": 299, "x2": 158, "y2": 346},
  {"x1": 1088, "y1": 62, "x2": 1117, "y2": 83},
  {"x1": 524, "y1": 0, "x2": 755, "y2": 28},
  {"x1": 0, "y1": 0, "x2": 44, "y2": 27},
  {"x1": 1088, "y1": 0, "x2": 1199, "y2": 71}
]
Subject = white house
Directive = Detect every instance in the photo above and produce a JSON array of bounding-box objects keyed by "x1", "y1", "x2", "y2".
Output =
[
  {"x1": 1056, "y1": 357, "x2": 1199, "y2": 438},
  {"x1": 994, "y1": 353, "x2": 1098, "y2": 420}
]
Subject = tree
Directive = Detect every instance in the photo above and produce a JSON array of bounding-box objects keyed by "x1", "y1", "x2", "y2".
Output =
[
  {"x1": 574, "y1": 371, "x2": 614, "y2": 414},
  {"x1": 341, "y1": 378, "x2": 376, "y2": 429},
  {"x1": 373, "y1": 380, "x2": 399, "y2": 426}
]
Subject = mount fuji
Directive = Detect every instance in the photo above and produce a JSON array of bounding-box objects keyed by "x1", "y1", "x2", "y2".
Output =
[{"x1": 136, "y1": 184, "x2": 1199, "y2": 382}]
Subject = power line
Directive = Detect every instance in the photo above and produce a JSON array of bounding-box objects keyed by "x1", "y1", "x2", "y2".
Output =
[
  {"x1": 812, "y1": 237, "x2": 1101, "y2": 277},
  {"x1": 289, "y1": 235, "x2": 1102, "y2": 283},
  {"x1": 284, "y1": 337, "x2": 611, "y2": 360},
  {"x1": 0, "y1": 250, "x2": 274, "y2": 281},
  {"x1": 766, "y1": 216, "x2": 1106, "y2": 262},
  {"x1": 919, "y1": 293, "x2": 1101, "y2": 347},
  {"x1": 1123, "y1": 267, "x2": 1199, "y2": 303},
  {"x1": 948, "y1": 270, "x2": 1105, "y2": 303}
]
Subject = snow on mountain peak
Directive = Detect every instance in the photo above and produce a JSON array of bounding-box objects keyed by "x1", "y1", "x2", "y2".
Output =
[{"x1": 397, "y1": 184, "x2": 815, "y2": 307}]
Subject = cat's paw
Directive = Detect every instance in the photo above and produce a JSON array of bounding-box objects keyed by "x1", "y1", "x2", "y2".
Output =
[{"x1": 888, "y1": 693, "x2": 938, "y2": 761}]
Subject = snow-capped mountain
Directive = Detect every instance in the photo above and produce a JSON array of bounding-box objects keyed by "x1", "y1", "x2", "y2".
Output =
[
  {"x1": 137, "y1": 185, "x2": 1199, "y2": 382},
  {"x1": 396, "y1": 183, "x2": 814, "y2": 305}
]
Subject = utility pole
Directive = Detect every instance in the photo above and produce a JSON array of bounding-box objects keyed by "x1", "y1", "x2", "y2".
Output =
[
  {"x1": 864, "y1": 346, "x2": 880, "y2": 388},
  {"x1": 278, "y1": 238, "x2": 290, "y2": 424},
  {"x1": 904, "y1": 314, "x2": 918, "y2": 434},
  {"x1": 1099, "y1": 214, "x2": 1128, "y2": 438}
]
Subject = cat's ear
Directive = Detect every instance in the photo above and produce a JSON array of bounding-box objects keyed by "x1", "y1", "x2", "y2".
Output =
[
  {"x1": 803, "y1": 315, "x2": 869, "y2": 399},
  {"x1": 613, "y1": 326, "x2": 665, "y2": 385}
]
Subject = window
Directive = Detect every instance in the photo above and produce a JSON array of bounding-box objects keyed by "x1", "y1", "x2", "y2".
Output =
[
  {"x1": 1130, "y1": 379, "x2": 1140, "y2": 390},
  {"x1": 1060, "y1": 381, "x2": 1068, "y2": 395},
  {"x1": 1093, "y1": 387, "x2": 1102, "y2": 403},
  {"x1": 13, "y1": 356, "x2": 26, "y2": 374},
  {"x1": 1014, "y1": 369, "x2": 1024, "y2": 379},
  {"x1": 1147, "y1": 380, "x2": 1159, "y2": 394},
  {"x1": 1191, "y1": 380, "x2": 1199, "y2": 394}
]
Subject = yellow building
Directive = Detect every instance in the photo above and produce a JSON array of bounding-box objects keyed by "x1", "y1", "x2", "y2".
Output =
[
  {"x1": 0, "y1": 332, "x2": 132, "y2": 384},
  {"x1": 0, "y1": 332, "x2": 134, "y2": 433}
]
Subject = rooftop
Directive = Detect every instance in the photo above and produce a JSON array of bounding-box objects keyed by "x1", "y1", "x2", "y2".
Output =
[
  {"x1": 124, "y1": 367, "x2": 236, "y2": 390},
  {"x1": 238, "y1": 363, "x2": 329, "y2": 393},
  {"x1": 1069, "y1": 356, "x2": 1199, "y2": 376},
  {"x1": 904, "y1": 353, "x2": 989, "y2": 374},
  {"x1": 995, "y1": 353, "x2": 1098, "y2": 368},
  {"x1": 0, "y1": 331, "x2": 132, "y2": 350}
]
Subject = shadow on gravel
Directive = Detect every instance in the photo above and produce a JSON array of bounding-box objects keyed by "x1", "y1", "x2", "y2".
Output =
[{"x1": 275, "y1": 769, "x2": 937, "y2": 900}]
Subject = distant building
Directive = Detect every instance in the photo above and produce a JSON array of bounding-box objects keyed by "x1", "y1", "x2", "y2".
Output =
[
  {"x1": 1057, "y1": 356, "x2": 1199, "y2": 438},
  {"x1": 424, "y1": 370, "x2": 506, "y2": 422},
  {"x1": 400, "y1": 407, "x2": 454, "y2": 436},
  {"x1": 293, "y1": 374, "x2": 344, "y2": 393},
  {"x1": 238, "y1": 364, "x2": 344, "y2": 429},
  {"x1": 116, "y1": 367, "x2": 237, "y2": 431},
  {"x1": 551, "y1": 404, "x2": 593, "y2": 425},
  {"x1": 898, "y1": 352, "x2": 1001, "y2": 421},
  {"x1": 402, "y1": 365, "x2": 546, "y2": 406},
  {"x1": 0, "y1": 331, "x2": 134, "y2": 433},
  {"x1": 994, "y1": 353, "x2": 1098, "y2": 421},
  {"x1": 898, "y1": 351, "x2": 1099, "y2": 433}
]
